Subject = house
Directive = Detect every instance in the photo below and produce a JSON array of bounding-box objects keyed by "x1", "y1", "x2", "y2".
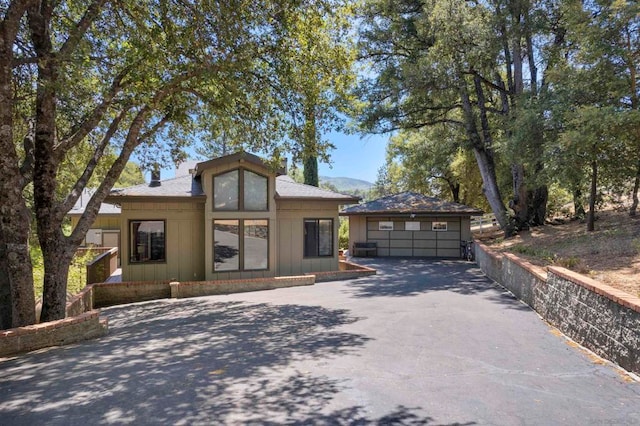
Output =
[
  {"x1": 104, "y1": 152, "x2": 360, "y2": 282},
  {"x1": 68, "y1": 189, "x2": 122, "y2": 251},
  {"x1": 341, "y1": 192, "x2": 482, "y2": 258}
]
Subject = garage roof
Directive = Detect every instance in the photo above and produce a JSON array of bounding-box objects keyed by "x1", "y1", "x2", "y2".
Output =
[{"x1": 341, "y1": 192, "x2": 483, "y2": 216}]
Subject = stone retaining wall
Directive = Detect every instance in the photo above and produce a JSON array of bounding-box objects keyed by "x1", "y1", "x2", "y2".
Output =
[
  {"x1": 170, "y1": 275, "x2": 315, "y2": 298},
  {"x1": 309, "y1": 261, "x2": 377, "y2": 283},
  {"x1": 92, "y1": 281, "x2": 172, "y2": 308},
  {"x1": 1, "y1": 263, "x2": 377, "y2": 358},
  {"x1": 0, "y1": 311, "x2": 107, "y2": 358},
  {"x1": 475, "y1": 241, "x2": 640, "y2": 375}
]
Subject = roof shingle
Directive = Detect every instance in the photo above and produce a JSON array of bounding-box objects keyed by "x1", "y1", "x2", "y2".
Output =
[{"x1": 341, "y1": 192, "x2": 483, "y2": 216}]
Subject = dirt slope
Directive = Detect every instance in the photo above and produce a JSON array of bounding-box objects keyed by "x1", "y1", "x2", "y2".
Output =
[{"x1": 477, "y1": 209, "x2": 640, "y2": 297}]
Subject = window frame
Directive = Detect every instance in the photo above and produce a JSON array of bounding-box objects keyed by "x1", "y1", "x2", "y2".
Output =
[
  {"x1": 129, "y1": 220, "x2": 166, "y2": 264},
  {"x1": 432, "y1": 221, "x2": 448, "y2": 231},
  {"x1": 303, "y1": 218, "x2": 334, "y2": 258},
  {"x1": 378, "y1": 221, "x2": 394, "y2": 231},
  {"x1": 212, "y1": 168, "x2": 269, "y2": 212},
  {"x1": 213, "y1": 219, "x2": 270, "y2": 272}
]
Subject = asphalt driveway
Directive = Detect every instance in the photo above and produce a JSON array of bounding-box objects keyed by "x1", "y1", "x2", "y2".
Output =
[{"x1": 1, "y1": 258, "x2": 639, "y2": 425}]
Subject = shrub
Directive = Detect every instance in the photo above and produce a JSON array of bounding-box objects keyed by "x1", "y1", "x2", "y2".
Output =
[{"x1": 339, "y1": 218, "x2": 349, "y2": 250}]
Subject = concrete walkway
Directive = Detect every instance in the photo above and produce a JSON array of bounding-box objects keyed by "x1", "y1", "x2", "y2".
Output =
[{"x1": 1, "y1": 259, "x2": 638, "y2": 425}]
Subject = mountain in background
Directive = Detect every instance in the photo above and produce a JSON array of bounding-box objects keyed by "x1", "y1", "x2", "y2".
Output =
[{"x1": 320, "y1": 176, "x2": 374, "y2": 193}]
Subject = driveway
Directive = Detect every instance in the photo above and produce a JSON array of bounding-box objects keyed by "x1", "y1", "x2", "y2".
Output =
[{"x1": 1, "y1": 259, "x2": 638, "y2": 425}]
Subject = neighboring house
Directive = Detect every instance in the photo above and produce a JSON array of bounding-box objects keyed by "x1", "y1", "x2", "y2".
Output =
[
  {"x1": 68, "y1": 188, "x2": 122, "y2": 251},
  {"x1": 341, "y1": 192, "x2": 483, "y2": 258},
  {"x1": 104, "y1": 152, "x2": 360, "y2": 282}
]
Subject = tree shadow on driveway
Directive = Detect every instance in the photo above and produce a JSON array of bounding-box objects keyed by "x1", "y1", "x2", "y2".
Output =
[
  {"x1": 0, "y1": 299, "x2": 473, "y2": 425},
  {"x1": 344, "y1": 258, "x2": 529, "y2": 310}
]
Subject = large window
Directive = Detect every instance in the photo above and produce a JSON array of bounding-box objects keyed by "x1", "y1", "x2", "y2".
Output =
[
  {"x1": 130, "y1": 220, "x2": 165, "y2": 263},
  {"x1": 213, "y1": 220, "x2": 240, "y2": 271},
  {"x1": 213, "y1": 169, "x2": 267, "y2": 211},
  {"x1": 304, "y1": 219, "x2": 333, "y2": 257},
  {"x1": 214, "y1": 219, "x2": 269, "y2": 271},
  {"x1": 213, "y1": 170, "x2": 239, "y2": 210}
]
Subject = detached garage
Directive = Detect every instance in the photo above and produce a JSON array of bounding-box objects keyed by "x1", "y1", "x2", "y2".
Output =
[{"x1": 342, "y1": 192, "x2": 483, "y2": 258}]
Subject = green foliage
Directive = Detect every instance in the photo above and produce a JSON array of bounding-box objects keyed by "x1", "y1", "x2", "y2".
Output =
[
  {"x1": 510, "y1": 245, "x2": 556, "y2": 263},
  {"x1": 66, "y1": 250, "x2": 97, "y2": 296},
  {"x1": 30, "y1": 244, "x2": 94, "y2": 298},
  {"x1": 339, "y1": 218, "x2": 350, "y2": 250},
  {"x1": 114, "y1": 162, "x2": 146, "y2": 188},
  {"x1": 357, "y1": 0, "x2": 640, "y2": 230},
  {"x1": 30, "y1": 243, "x2": 44, "y2": 298},
  {"x1": 546, "y1": 184, "x2": 573, "y2": 218}
]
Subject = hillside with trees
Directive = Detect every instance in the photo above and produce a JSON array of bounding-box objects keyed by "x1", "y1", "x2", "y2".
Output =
[{"x1": 358, "y1": 0, "x2": 639, "y2": 235}]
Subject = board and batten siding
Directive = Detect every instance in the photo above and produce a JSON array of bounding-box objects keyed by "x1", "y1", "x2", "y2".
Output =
[
  {"x1": 348, "y1": 215, "x2": 471, "y2": 258},
  {"x1": 70, "y1": 215, "x2": 121, "y2": 231},
  {"x1": 200, "y1": 161, "x2": 278, "y2": 281},
  {"x1": 120, "y1": 201, "x2": 205, "y2": 282},
  {"x1": 276, "y1": 200, "x2": 340, "y2": 276}
]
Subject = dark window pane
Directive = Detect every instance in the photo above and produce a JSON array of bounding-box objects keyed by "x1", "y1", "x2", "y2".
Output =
[
  {"x1": 304, "y1": 220, "x2": 319, "y2": 257},
  {"x1": 318, "y1": 219, "x2": 333, "y2": 256},
  {"x1": 130, "y1": 221, "x2": 165, "y2": 263},
  {"x1": 244, "y1": 220, "x2": 268, "y2": 270},
  {"x1": 244, "y1": 170, "x2": 268, "y2": 210},
  {"x1": 214, "y1": 220, "x2": 239, "y2": 271},
  {"x1": 213, "y1": 170, "x2": 239, "y2": 210}
]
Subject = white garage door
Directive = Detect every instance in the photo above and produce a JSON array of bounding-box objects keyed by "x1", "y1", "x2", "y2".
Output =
[{"x1": 366, "y1": 218, "x2": 461, "y2": 258}]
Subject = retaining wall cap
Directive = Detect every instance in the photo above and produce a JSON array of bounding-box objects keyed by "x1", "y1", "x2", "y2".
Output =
[
  {"x1": 503, "y1": 252, "x2": 548, "y2": 281},
  {"x1": 548, "y1": 266, "x2": 640, "y2": 313},
  {"x1": 475, "y1": 241, "x2": 504, "y2": 260}
]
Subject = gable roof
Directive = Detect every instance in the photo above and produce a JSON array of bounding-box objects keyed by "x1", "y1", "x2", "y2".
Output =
[
  {"x1": 106, "y1": 174, "x2": 205, "y2": 202},
  {"x1": 104, "y1": 165, "x2": 359, "y2": 204},
  {"x1": 341, "y1": 192, "x2": 483, "y2": 216},
  {"x1": 69, "y1": 188, "x2": 121, "y2": 216},
  {"x1": 195, "y1": 152, "x2": 286, "y2": 177},
  {"x1": 275, "y1": 176, "x2": 359, "y2": 203}
]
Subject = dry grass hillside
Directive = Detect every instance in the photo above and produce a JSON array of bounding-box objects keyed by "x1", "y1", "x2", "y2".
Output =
[{"x1": 477, "y1": 209, "x2": 640, "y2": 297}]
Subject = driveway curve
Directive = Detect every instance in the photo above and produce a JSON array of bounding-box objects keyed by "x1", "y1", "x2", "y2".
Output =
[{"x1": 1, "y1": 258, "x2": 638, "y2": 425}]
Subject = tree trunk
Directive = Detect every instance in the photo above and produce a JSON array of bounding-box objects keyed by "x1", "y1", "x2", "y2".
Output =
[
  {"x1": 302, "y1": 101, "x2": 319, "y2": 187},
  {"x1": 473, "y1": 147, "x2": 513, "y2": 234},
  {"x1": 0, "y1": 230, "x2": 13, "y2": 329},
  {"x1": 572, "y1": 188, "x2": 585, "y2": 219},
  {"x1": 40, "y1": 237, "x2": 74, "y2": 321},
  {"x1": 29, "y1": 3, "x2": 68, "y2": 321},
  {"x1": 630, "y1": 159, "x2": 640, "y2": 217},
  {"x1": 528, "y1": 185, "x2": 548, "y2": 225},
  {"x1": 0, "y1": 2, "x2": 37, "y2": 328},
  {"x1": 449, "y1": 181, "x2": 461, "y2": 203},
  {"x1": 587, "y1": 160, "x2": 597, "y2": 232},
  {"x1": 303, "y1": 155, "x2": 319, "y2": 187},
  {"x1": 510, "y1": 164, "x2": 529, "y2": 229},
  {"x1": 459, "y1": 76, "x2": 513, "y2": 235}
]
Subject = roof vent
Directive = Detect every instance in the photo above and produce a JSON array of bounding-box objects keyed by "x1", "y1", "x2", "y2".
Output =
[{"x1": 149, "y1": 168, "x2": 161, "y2": 187}]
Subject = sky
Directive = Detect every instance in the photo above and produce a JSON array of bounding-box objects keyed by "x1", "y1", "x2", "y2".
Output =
[
  {"x1": 317, "y1": 131, "x2": 389, "y2": 183},
  {"x1": 152, "y1": 131, "x2": 390, "y2": 184}
]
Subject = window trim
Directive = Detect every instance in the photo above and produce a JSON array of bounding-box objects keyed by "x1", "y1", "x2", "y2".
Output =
[
  {"x1": 212, "y1": 168, "x2": 269, "y2": 212},
  {"x1": 303, "y1": 218, "x2": 334, "y2": 258},
  {"x1": 213, "y1": 218, "x2": 270, "y2": 272},
  {"x1": 379, "y1": 221, "x2": 394, "y2": 231},
  {"x1": 128, "y1": 219, "x2": 166, "y2": 264},
  {"x1": 432, "y1": 221, "x2": 448, "y2": 231}
]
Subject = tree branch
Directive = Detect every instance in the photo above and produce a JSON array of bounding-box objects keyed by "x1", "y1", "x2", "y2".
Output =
[
  {"x1": 1, "y1": 0, "x2": 35, "y2": 45},
  {"x1": 66, "y1": 68, "x2": 207, "y2": 245},
  {"x1": 67, "y1": 104, "x2": 153, "y2": 247},
  {"x1": 58, "y1": 0, "x2": 110, "y2": 60},
  {"x1": 57, "y1": 108, "x2": 127, "y2": 219},
  {"x1": 463, "y1": 69, "x2": 510, "y2": 94},
  {"x1": 55, "y1": 66, "x2": 131, "y2": 155}
]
